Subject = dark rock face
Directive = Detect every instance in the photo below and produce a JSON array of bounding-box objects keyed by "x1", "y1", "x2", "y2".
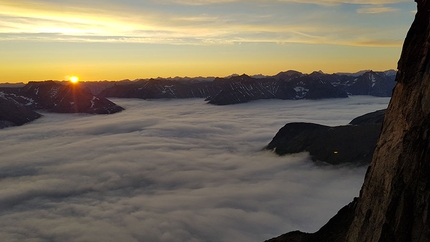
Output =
[
  {"x1": 345, "y1": 0, "x2": 430, "y2": 240},
  {"x1": 99, "y1": 70, "x2": 394, "y2": 105},
  {"x1": 265, "y1": 109, "x2": 385, "y2": 165},
  {"x1": 349, "y1": 109, "x2": 386, "y2": 125},
  {"x1": 266, "y1": 1, "x2": 430, "y2": 241},
  {"x1": 0, "y1": 92, "x2": 41, "y2": 128}
]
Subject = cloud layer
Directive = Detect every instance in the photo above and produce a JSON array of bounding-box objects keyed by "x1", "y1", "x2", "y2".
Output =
[
  {"x1": 0, "y1": 96, "x2": 390, "y2": 241},
  {"x1": 0, "y1": 0, "x2": 415, "y2": 47}
]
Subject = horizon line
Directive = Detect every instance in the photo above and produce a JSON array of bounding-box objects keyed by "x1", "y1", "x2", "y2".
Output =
[{"x1": 0, "y1": 68, "x2": 398, "y2": 85}]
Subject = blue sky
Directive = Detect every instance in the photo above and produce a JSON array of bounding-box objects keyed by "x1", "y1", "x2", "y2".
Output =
[{"x1": 0, "y1": 0, "x2": 417, "y2": 82}]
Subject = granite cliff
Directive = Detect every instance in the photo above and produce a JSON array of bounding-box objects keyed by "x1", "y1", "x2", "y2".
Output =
[{"x1": 266, "y1": 1, "x2": 430, "y2": 241}]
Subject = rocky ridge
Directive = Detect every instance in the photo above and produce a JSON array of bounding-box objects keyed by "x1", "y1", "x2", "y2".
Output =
[
  {"x1": 99, "y1": 70, "x2": 395, "y2": 105},
  {"x1": 0, "y1": 81, "x2": 124, "y2": 129},
  {"x1": 0, "y1": 91, "x2": 41, "y2": 128},
  {"x1": 265, "y1": 109, "x2": 385, "y2": 165},
  {"x1": 20, "y1": 81, "x2": 124, "y2": 114}
]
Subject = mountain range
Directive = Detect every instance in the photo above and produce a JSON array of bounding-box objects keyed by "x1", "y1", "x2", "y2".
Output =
[
  {"x1": 96, "y1": 70, "x2": 396, "y2": 105},
  {"x1": 0, "y1": 69, "x2": 395, "y2": 129},
  {"x1": 0, "y1": 81, "x2": 124, "y2": 128}
]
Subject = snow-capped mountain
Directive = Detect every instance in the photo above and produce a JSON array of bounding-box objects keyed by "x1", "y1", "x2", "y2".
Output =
[
  {"x1": 0, "y1": 81, "x2": 124, "y2": 129},
  {"x1": 99, "y1": 70, "x2": 394, "y2": 105},
  {"x1": 20, "y1": 81, "x2": 124, "y2": 114}
]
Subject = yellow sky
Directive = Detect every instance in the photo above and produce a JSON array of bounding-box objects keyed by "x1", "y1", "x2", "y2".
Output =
[{"x1": 0, "y1": 0, "x2": 415, "y2": 83}]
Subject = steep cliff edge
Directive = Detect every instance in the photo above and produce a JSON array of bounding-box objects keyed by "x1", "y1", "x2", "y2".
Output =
[
  {"x1": 266, "y1": 1, "x2": 430, "y2": 241},
  {"x1": 345, "y1": 0, "x2": 430, "y2": 240}
]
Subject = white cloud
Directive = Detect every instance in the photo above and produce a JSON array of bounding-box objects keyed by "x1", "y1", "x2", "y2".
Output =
[
  {"x1": 357, "y1": 6, "x2": 399, "y2": 14},
  {"x1": 0, "y1": 96, "x2": 390, "y2": 241},
  {"x1": 277, "y1": 0, "x2": 409, "y2": 5},
  {"x1": 0, "y1": 0, "x2": 413, "y2": 47},
  {"x1": 155, "y1": 0, "x2": 410, "y2": 6},
  {"x1": 158, "y1": 0, "x2": 238, "y2": 5}
]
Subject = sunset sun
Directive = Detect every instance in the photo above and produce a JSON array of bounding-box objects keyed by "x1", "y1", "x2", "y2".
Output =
[{"x1": 69, "y1": 76, "x2": 79, "y2": 83}]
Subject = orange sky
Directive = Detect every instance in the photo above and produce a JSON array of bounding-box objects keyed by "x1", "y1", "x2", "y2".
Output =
[{"x1": 0, "y1": 0, "x2": 416, "y2": 83}]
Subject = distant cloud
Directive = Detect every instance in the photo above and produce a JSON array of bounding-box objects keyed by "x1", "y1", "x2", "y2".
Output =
[
  {"x1": 0, "y1": 0, "x2": 412, "y2": 48},
  {"x1": 277, "y1": 0, "x2": 409, "y2": 6},
  {"x1": 353, "y1": 40, "x2": 402, "y2": 47},
  {"x1": 159, "y1": 0, "x2": 238, "y2": 5},
  {"x1": 357, "y1": 7, "x2": 399, "y2": 14},
  {"x1": 171, "y1": 0, "x2": 411, "y2": 4}
]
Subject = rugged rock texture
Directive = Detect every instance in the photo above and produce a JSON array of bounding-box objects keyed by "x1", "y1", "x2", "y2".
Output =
[
  {"x1": 265, "y1": 110, "x2": 385, "y2": 165},
  {"x1": 266, "y1": 1, "x2": 430, "y2": 241},
  {"x1": 345, "y1": 0, "x2": 430, "y2": 240},
  {"x1": 0, "y1": 92, "x2": 41, "y2": 128}
]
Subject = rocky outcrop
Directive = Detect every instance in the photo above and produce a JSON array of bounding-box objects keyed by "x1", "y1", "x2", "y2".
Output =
[
  {"x1": 265, "y1": 110, "x2": 385, "y2": 165},
  {"x1": 266, "y1": 1, "x2": 430, "y2": 241},
  {"x1": 0, "y1": 92, "x2": 41, "y2": 128}
]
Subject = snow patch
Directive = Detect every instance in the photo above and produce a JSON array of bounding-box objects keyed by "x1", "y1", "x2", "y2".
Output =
[
  {"x1": 371, "y1": 74, "x2": 376, "y2": 88},
  {"x1": 90, "y1": 96, "x2": 96, "y2": 108},
  {"x1": 294, "y1": 86, "x2": 309, "y2": 98},
  {"x1": 50, "y1": 87, "x2": 59, "y2": 97},
  {"x1": 294, "y1": 86, "x2": 309, "y2": 93}
]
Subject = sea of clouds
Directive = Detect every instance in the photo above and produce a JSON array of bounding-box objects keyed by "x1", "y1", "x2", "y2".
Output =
[{"x1": 0, "y1": 96, "x2": 390, "y2": 242}]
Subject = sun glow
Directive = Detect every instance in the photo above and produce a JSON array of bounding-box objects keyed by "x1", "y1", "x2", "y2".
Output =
[{"x1": 69, "y1": 76, "x2": 79, "y2": 83}]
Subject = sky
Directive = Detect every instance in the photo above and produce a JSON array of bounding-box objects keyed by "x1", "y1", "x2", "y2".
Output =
[
  {"x1": 0, "y1": 96, "x2": 390, "y2": 242},
  {"x1": 0, "y1": 0, "x2": 416, "y2": 83}
]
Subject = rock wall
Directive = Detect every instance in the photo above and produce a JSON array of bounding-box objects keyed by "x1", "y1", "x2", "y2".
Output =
[
  {"x1": 345, "y1": 0, "x2": 430, "y2": 240},
  {"x1": 266, "y1": 1, "x2": 430, "y2": 241}
]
